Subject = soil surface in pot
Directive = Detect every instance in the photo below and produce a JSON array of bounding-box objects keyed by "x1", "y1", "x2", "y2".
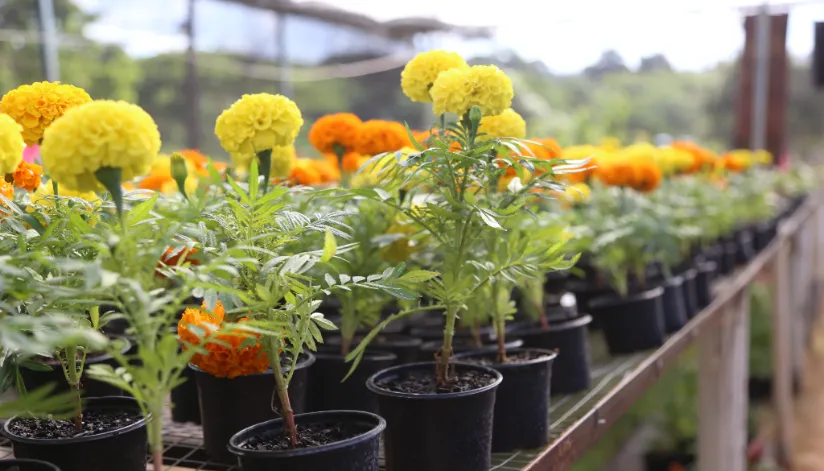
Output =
[
  {"x1": 457, "y1": 350, "x2": 551, "y2": 365},
  {"x1": 376, "y1": 369, "x2": 496, "y2": 394},
  {"x1": 238, "y1": 421, "x2": 372, "y2": 451},
  {"x1": 8, "y1": 408, "x2": 142, "y2": 439}
]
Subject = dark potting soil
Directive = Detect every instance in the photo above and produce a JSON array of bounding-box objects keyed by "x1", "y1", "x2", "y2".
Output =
[
  {"x1": 458, "y1": 350, "x2": 552, "y2": 366},
  {"x1": 239, "y1": 421, "x2": 371, "y2": 451},
  {"x1": 8, "y1": 408, "x2": 141, "y2": 439},
  {"x1": 377, "y1": 369, "x2": 497, "y2": 394}
]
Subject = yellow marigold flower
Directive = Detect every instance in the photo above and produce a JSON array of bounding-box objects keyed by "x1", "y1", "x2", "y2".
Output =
[
  {"x1": 563, "y1": 182, "x2": 592, "y2": 204},
  {"x1": 214, "y1": 93, "x2": 303, "y2": 168},
  {"x1": 380, "y1": 221, "x2": 418, "y2": 263},
  {"x1": 401, "y1": 50, "x2": 468, "y2": 103},
  {"x1": 754, "y1": 149, "x2": 773, "y2": 165},
  {"x1": 0, "y1": 180, "x2": 12, "y2": 204},
  {"x1": 30, "y1": 178, "x2": 98, "y2": 208},
  {"x1": 160, "y1": 175, "x2": 199, "y2": 195},
  {"x1": 430, "y1": 65, "x2": 514, "y2": 117},
  {"x1": 0, "y1": 114, "x2": 24, "y2": 175},
  {"x1": 478, "y1": 108, "x2": 526, "y2": 140},
  {"x1": 0, "y1": 82, "x2": 92, "y2": 146},
  {"x1": 270, "y1": 145, "x2": 296, "y2": 178},
  {"x1": 41, "y1": 100, "x2": 160, "y2": 192},
  {"x1": 308, "y1": 113, "x2": 362, "y2": 154}
]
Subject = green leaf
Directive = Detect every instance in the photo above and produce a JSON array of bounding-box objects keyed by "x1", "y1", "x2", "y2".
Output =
[
  {"x1": 311, "y1": 314, "x2": 338, "y2": 331},
  {"x1": 478, "y1": 208, "x2": 503, "y2": 230},
  {"x1": 321, "y1": 229, "x2": 337, "y2": 263},
  {"x1": 399, "y1": 270, "x2": 440, "y2": 283}
]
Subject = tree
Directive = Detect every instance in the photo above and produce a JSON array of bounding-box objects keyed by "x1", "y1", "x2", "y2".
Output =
[
  {"x1": 584, "y1": 50, "x2": 629, "y2": 79},
  {"x1": 639, "y1": 54, "x2": 673, "y2": 73}
]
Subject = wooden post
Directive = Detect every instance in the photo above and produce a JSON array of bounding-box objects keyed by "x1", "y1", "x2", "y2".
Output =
[
  {"x1": 771, "y1": 236, "x2": 794, "y2": 467},
  {"x1": 698, "y1": 290, "x2": 750, "y2": 471}
]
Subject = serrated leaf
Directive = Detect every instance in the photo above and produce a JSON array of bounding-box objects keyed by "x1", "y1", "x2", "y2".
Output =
[
  {"x1": 399, "y1": 270, "x2": 440, "y2": 283},
  {"x1": 324, "y1": 273, "x2": 337, "y2": 287}
]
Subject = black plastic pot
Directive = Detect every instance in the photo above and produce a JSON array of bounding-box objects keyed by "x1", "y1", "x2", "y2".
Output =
[
  {"x1": 228, "y1": 411, "x2": 385, "y2": 471},
  {"x1": 193, "y1": 353, "x2": 315, "y2": 461},
  {"x1": 718, "y1": 240, "x2": 737, "y2": 275},
  {"x1": 735, "y1": 229, "x2": 756, "y2": 264},
  {"x1": 514, "y1": 316, "x2": 592, "y2": 394},
  {"x1": 417, "y1": 337, "x2": 523, "y2": 361},
  {"x1": 569, "y1": 283, "x2": 615, "y2": 315},
  {"x1": 367, "y1": 362, "x2": 502, "y2": 471},
  {"x1": 454, "y1": 349, "x2": 556, "y2": 452},
  {"x1": 307, "y1": 351, "x2": 397, "y2": 413},
  {"x1": 321, "y1": 334, "x2": 422, "y2": 364},
  {"x1": 19, "y1": 337, "x2": 131, "y2": 399},
  {"x1": 0, "y1": 460, "x2": 61, "y2": 471},
  {"x1": 171, "y1": 361, "x2": 201, "y2": 424},
  {"x1": 543, "y1": 271, "x2": 569, "y2": 295},
  {"x1": 658, "y1": 276, "x2": 687, "y2": 334},
  {"x1": 590, "y1": 287, "x2": 666, "y2": 355},
  {"x1": 753, "y1": 220, "x2": 776, "y2": 251},
  {"x1": 680, "y1": 267, "x2": 699, "y2": 319},
  {"x1": 2, "y1": 397, "x2": 147, "y2": 471},
  {"x1": 695, "y1": 261, "x2": 717, "y2": 310},
  {"x1": 644, "y1": 451, "x2": 695, "y2": 471}
]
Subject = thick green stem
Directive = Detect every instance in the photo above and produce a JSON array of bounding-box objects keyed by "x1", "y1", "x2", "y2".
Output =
[
  {"x1": 258, "y1": 149, "x2": 272, "y2": 194},
  {"x1": 437, "y1": 305, "x2": 458, "y2": 387},
  {"x1": 63, "y1": 345, "x2": 83, "y2": 431},
  {"x1": 148, "y1": 403, "x2": 164, "y2": 471},
  {"x1": 271, "y1": 349, "x2": 298, "y2": 447},
  {"x1": 340, "y1": 303, "x2": 358, "y2": 356}
]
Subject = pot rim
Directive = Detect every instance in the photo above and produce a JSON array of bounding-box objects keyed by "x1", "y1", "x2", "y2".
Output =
[
  {"x1": 2, "y1": 396, "x2": 147, "y2": 446},
  {"x1": 312, "y1": 350, "x2": 397, "y2": 363},
  {"x1": 0, "y1": 459, "x2": 61, "y2": 471},
  {"x1": 453, "y1": 348, "x2": 558, "y2": 370},
  {"x1": 418, "y1": 338, "x2": 523, "y2": 352},
  {"x1": 589, "y1": 286, "x2": 664, "y2": 310},
  {"x1": 366, "y1": 362, "x2": 503, "y2": 400},
  {"x1": 188, "y1": 350, "x2": 316, "y2": 377},
  {"x1": 28, "y1": 335, "x2": 132, "y2": 368},
  {"x1": 324, "y1": 334, "x2": 423, "y2": 348},
  {"x1": 515, "y1": 314, "x2": 592, "y2": 334},
  {"x1": 227, "y1": 410, "x2": 386, "y2": 458}
]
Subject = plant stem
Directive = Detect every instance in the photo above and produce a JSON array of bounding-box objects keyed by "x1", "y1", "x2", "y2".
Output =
[
  {"x1": 496, "y1": 316, "x2": 507, "y2": 364},
  {"x1": 64, "y1": 345, "x2": 83, "y2": 432},
  {"x1": 437, "y1": 304, "x2": 457, "y2": 388},
  {"x1": 539, "y1": 305, "x2": 549, "y2": 330},
  {"x1": 271, "y1": 349, "x2": 298, "y2": 447},
  {"x1": 471, "y1": 318, "x2": 482, "y2": 349},
  {"x1": 148, "y1": 403, "x2": 164, "y2": 471}
]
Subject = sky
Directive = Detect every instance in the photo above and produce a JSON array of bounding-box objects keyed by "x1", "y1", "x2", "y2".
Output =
[{"x1": 73, "y1": 0, "x2": 824, "y2": 73}]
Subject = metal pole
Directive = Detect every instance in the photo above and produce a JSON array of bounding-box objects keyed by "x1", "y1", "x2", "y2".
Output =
[
  {"x1": 751, "y1": 5, "x2": 771, "y2": 151},
  {"x1": 37, "y1": 0, "x2": 60, "y2": 81},
  {"x1": 275, "y1": 13, "x2": 293, "y2": 97}
]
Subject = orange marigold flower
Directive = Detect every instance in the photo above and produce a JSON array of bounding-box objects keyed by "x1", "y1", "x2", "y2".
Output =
[
  {"x1": 178, "y1": 301, "x2": 270, "y2": 378},
  {"x1": 673, "y1": 141, "x2": 715, "y2": 174},
  {"x1": 289, "y1": 158, "x2": 322, "y2": 186},
  {"x1": 596, "y1": 159, "x2": 636, "y2": 187},
  {"x1": 632, "y1": 161, "x2": 663, "y2": 193},
  {"x1": 341, "y1": 152, "x2": 370, "y2": 173},
  {"x1": 157, "y1": 246, "x2": 200, "y2": 277},
  {"x1": 311, "y1": 159, "x2": 341, "y2": 183},
  {"x1": 323, "y1": 152, "x2": 341, "y2": 169},
  {"x1": 12, "y1": 161, "x2": 42, "y2": 191},
  {"x1": 354, "y1": 120, "x2": 410, "y2": 156},
  {"x1": 308, "y1": 113, "x2": 363, "y2": 154},
  {"x1": 178, "y1": 149, "x2": 209, "y2": 172},
  {"x1": 139, "y1": 173, "x2": 173, "y2": 192},
  {"x1": 411, "y1": 130, "x2": 432, "y2": 146},
  {"x1": 0, "y1": 180, "x2": 13, "y2": 204}
]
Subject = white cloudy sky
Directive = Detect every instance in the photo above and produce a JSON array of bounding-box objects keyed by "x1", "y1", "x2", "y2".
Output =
[{"x1": 74, "y1": 0, "x2": 824, "y2": 73}]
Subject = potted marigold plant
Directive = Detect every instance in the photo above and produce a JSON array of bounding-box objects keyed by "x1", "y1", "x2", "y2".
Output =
[
  {"x1": 345, "y1": 50, "x2": 583, "y2": 471},
  {"x1": 199, "y1": 94, "x2": 432, "y2": 470},
  {"x1": 0, "y1": 86, "x2": 160, "y2": 471},
  {"x1": 454, "y1": 206, "x2": 574, "y2": 452},
  {"x1": 583, "y1": 153, "x2": 669, "y2": 355},
  {"x1": 512, "y1": 204, "x2": 595, "y2": 396}
]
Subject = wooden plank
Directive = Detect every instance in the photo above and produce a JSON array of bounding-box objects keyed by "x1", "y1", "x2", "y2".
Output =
[
  {"x1": 697, "y1": 289, "x2": 750, "y2": 471},
  {"x1": 771, "y1": 231, "x2": 795, "y2": 467}
]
